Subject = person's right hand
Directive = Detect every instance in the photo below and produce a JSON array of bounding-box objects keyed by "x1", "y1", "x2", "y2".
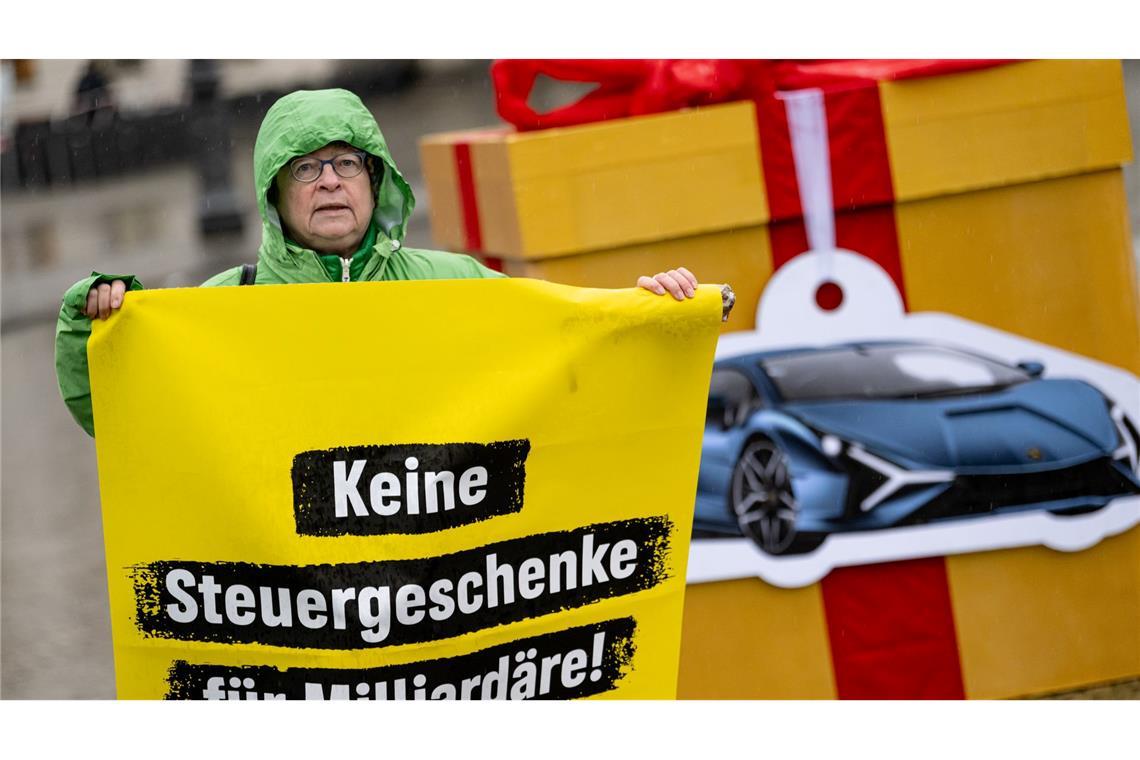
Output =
[{"x1": 84, "y1": 279, "x2": 127, "y2": 320}]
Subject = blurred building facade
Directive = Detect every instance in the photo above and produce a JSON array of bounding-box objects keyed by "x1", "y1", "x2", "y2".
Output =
[
  {"x1": 2, "y1": 59, "x2": 470, "y2": 122},
  {"x1": 0, "y1": 59, "x2": 446, "y2": 192}
]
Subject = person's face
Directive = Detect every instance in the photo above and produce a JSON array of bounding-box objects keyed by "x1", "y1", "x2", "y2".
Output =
[{"x1": 275, "y1": 143, "x2": 375, "y2": 256}]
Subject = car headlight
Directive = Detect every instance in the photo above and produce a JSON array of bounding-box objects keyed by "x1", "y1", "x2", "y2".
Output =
[
  {"x1": 1110, "y1": 405, "x2": 1140, "y2": 474},
  {"x1": 820, "y1": 434, "x2": 843, "y2": 458}
]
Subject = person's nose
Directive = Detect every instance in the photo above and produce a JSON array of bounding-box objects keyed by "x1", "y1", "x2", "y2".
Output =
[{"x1": 315, "y1": 162, "x2": 342, "y2": 191}]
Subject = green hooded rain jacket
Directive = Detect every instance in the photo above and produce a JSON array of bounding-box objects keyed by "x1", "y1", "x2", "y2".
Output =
[{"x1": 55, "y1": 88, "x2": 504, "y2": 436}]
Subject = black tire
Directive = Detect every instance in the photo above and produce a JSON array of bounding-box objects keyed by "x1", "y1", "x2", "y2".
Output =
[{"x1": 731, "y1": 437, "x2": 825, "y2": 556}]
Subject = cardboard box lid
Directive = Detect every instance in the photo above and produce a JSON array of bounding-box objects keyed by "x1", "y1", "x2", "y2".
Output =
[
  {"x1": 419, "y1": 60, "x2": 1133, "y2": 260},
  {"x1": 758, "y1": 59, "x2": 1133, "y2": 222},
  {"x1": 477, "y1": 101, "x2": 767, "y2": 259},
  {"x1": 879, "y1": 59, "x2": 1134, "y2": 203},
  {"x1": 420, "y1": 102, "x2": 767, "y2": 260}
]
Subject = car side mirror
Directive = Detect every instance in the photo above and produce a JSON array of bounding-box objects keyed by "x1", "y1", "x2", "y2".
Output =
[
  {"x1": 707, "y1": 395, "x2": 732, "y2": 430},
  {"x1": 1016, "y1": 360, "x2": 1045, "y2": 378}
]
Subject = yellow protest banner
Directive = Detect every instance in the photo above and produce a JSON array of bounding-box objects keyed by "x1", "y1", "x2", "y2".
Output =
[{"x1": 89, "y1": 279, "x2": 721, "y2": 700}]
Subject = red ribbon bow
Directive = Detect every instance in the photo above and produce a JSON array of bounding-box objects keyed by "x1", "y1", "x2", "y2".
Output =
[
  {"x1": 491, "y1": 59, "x2": 1009, "y2": 132},
  {"x1": 491, "y1": 59, "x2": 782, "y2": 131}
]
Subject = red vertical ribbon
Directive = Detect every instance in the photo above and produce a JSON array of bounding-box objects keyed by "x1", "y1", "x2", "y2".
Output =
[
  {"x1": 453, "y1": 142, "x2": 483, "y2": 253},
  {"x1": 821, "y1": 558, "x2": 966, "y2": 699},
  {"x1": 754, "y1": 92, "x2": 801, "y2": 222},
  {"x1": 760, "y1": 77, "x2": 961, "y2": 698},
  {"x1": 824, "y1": 82, "x2": 894, "y2": 210}
]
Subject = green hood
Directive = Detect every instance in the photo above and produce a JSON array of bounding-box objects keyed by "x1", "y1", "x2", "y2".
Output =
[{"x1": 253, "y1": 88, "x2": 415, "y2": 283}]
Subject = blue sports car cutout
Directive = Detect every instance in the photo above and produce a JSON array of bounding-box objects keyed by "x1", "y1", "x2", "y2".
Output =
[{"x1": 694, "y1": 342, "x2": 1140, "y2": 555}]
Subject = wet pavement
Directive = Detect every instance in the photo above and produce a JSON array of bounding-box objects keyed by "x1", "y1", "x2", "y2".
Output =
[{"x1": 2, "y1": 62, "x2": 1139, "y2": 700}]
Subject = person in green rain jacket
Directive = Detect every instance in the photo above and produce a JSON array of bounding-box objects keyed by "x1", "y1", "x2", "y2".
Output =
[{"x1": 55, "y1": 88, "x2": 701, "y2": 436}]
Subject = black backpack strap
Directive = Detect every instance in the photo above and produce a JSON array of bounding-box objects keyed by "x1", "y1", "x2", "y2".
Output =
[{"x1": 239, "y1": 263, "x2": 257, "y2": 285}]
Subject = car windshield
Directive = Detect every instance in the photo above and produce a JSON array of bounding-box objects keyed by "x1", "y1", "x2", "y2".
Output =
[{"x1": 760, "y1": 345, "x2": 1030, "y2": 402}]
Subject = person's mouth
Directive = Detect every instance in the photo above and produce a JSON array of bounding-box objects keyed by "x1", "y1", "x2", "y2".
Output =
[{"x1": 314, "y1": 203, "x2": 351, "y2": 214}]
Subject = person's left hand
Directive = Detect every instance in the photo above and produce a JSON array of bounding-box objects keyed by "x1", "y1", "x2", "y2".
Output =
[{"x1": 637, "y1": 267, "x2": 698, "y2": 300}]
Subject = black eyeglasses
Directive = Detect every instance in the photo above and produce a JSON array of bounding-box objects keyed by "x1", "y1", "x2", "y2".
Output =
[{"x1": 287, "y1": 152, "x2": 367, "y2": 183}]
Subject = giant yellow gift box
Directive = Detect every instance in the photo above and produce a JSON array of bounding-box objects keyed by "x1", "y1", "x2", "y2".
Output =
[{"x1": 420, "y1": 60, "x2": 1140, "y2": 698}]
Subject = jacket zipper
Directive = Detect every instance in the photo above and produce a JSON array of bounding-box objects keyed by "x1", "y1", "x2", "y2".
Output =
[{"x1": 340, "y1": 257, "x2": 351, "y2": 283}]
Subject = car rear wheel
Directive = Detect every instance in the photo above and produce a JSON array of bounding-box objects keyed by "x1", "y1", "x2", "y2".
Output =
[{"x1": 731, "y1": 438, "x2": 825, "y2": 556}]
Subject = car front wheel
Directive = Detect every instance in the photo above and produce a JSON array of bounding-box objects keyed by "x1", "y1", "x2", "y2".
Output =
[{"x1": 731, "y1": 438, "x2": 825, "y2": 556}]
